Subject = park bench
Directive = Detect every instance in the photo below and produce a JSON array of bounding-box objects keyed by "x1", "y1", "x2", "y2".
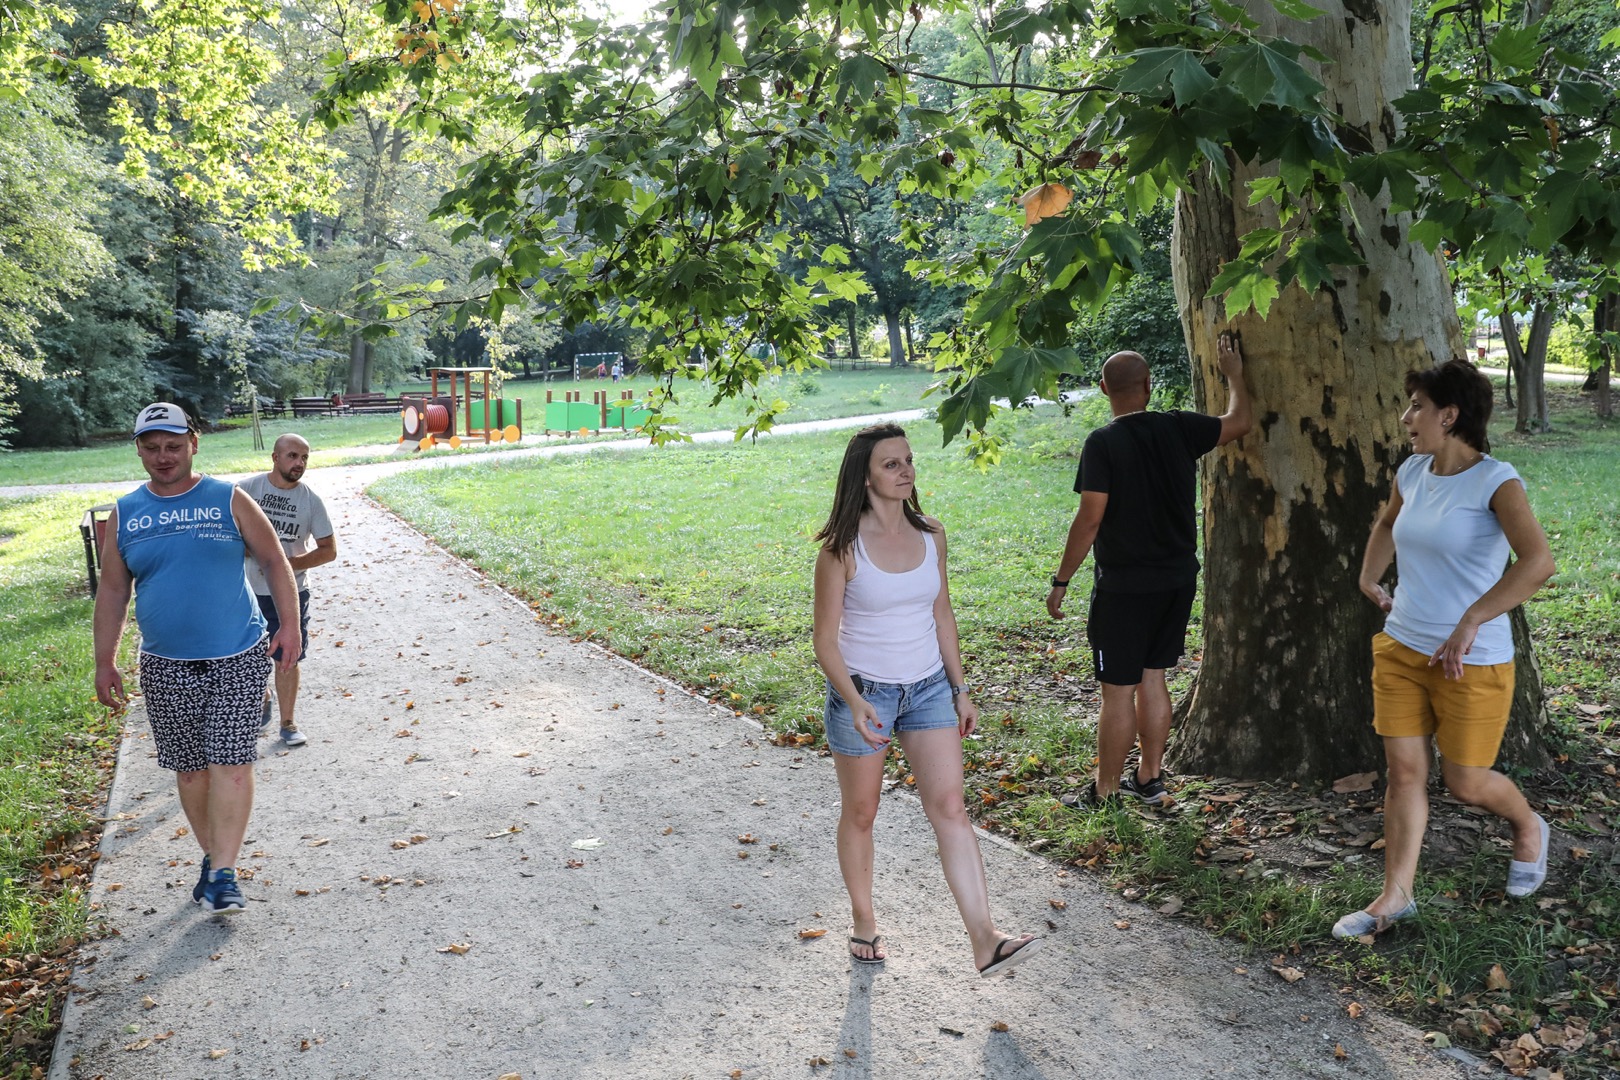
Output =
[
  {"x1": 338, "y1": 392, "x2": 402, "y2": 415},
  {"x1": 291, "y1": 396, "x2": 346, "y2": 417},
  {"x1": 224, "y1": 397, "x2": 288, "y2": 419}
]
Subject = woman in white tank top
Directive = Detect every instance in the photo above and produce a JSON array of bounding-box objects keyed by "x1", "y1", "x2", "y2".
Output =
[{"x1": 812, "y1": 423, "x2": 1041, "y2": 978}]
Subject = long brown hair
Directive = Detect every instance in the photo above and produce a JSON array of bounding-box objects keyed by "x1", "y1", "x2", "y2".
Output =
[{"x1": 814, "y1": 423, "x2": 934, "y2": 555}]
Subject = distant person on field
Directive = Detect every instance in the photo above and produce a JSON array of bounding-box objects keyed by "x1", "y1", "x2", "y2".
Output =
[
  {"x1": 93, "y1": 402, "x2": 301, "y2": 915},
  {"x1": 1334, "y1": 359, "x2": 1556, "y2": 939},
  {"x1": 595, "y1": 362, "x2": 607, "y2": 379},
  {"x1": 611, "y1": 359, "x2": 623, "y2": 382},
  {"x1": 1046, "y1": 334, "x2": 1251, "y2": 807},
  {"x1": 813, "y1": 423, "x2": 1042, "y2": 977},
  {"x1": 237, "y1": 433, "x2": 337, "y2": 747}
]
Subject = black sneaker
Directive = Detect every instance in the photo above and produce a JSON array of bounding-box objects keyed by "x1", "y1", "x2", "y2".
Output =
[
  {"x1": 1119, "y1": 772, "x2": 1169, "y2": 805},
  {"x1": 202, "y1": 867, "x2": 246, "y2": 914},
  {"x1": 1060, "y1": 780, "x2": 1123, "y2": 810},
  {"x1": 191, "y1": 854, "x2": 211, "y2": 904}
]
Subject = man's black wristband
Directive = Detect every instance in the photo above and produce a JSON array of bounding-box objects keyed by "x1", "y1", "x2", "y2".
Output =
[{"x1": 1051, "y1": 576, "x2": 1069, "y2": 588}]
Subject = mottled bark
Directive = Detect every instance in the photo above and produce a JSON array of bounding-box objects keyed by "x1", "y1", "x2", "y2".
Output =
[{"x1": 1168, "y1": 0, "x2": 1551, "y2": 780}]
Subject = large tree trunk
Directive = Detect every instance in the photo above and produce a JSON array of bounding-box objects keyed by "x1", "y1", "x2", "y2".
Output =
[
  {"x1": 845, "y1": 307, "x2": 861, "y2": 359},
  {"x1": 1168, "y1": 0, "x2": 1550, "y2": 781}
]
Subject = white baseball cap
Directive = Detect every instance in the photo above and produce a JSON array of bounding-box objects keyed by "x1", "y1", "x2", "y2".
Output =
[{"x1": 133, "y1": 402, "x2": 192, "y2": 437}]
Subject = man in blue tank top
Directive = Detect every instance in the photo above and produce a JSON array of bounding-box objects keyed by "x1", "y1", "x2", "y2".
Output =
[
  {"x1": 93, "y1": 402, "x2": 302, "y2": 915},
  {"x1": 1045, "y1": 335, "x2": 1252, "y2": 807}
]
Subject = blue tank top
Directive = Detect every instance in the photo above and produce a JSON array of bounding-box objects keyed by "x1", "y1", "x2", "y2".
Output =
[{"x1": 115, "y1": 476, "x2": 266, "y2": 660}]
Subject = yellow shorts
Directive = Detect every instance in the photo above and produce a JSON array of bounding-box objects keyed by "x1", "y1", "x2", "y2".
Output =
[{"x1": 1371, "y1": 631, "x2": 1515, "y2": 768}]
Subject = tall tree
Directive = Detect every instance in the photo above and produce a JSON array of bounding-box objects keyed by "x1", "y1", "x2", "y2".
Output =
[{"x1": 320, "y1": 0, "x2": 1620, "y2": 778}]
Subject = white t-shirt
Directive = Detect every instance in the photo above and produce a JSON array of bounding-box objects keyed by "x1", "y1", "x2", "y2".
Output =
[
  {"x1": 1383, "y1": 454, "x2": 1522, "y2": 665},
  {"x1": 237, "y1": 473, "x2": 333, "y2": 594}
]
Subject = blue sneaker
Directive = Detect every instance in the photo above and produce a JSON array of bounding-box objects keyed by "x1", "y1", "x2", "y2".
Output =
[
  {"x1": 202, "y1": 867, "x2": 246, "y2": 914},
  {"x1": 191, "y1": 854, "x2": 211, "y2": 904}
]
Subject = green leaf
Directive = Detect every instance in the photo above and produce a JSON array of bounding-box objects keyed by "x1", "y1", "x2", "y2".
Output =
[
  {"x1": 1487, "y1": 21, "x2": 1544, "y2": 72},
  {"x1": 1115, "y1": 48, "x2": 1183, "y2": 97},
  {"x1": 1169, "y1": 53, "x2": 1216, "y2": 105},
  {"x1": 1265, "y1": 0, "x2": 1326, "y2": 21},
  {"x1": 935, "y1": 376, "x2": 999, "y2": 445},
  {"x1": 1207, "y1": 259, "x2": 1280, "y2": 318},
  {"x1": 983, "y1": 345, "x2": 1077, "y2": 405}
]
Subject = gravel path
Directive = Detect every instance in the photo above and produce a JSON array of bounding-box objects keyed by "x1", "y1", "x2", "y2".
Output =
[{"x1": 47, "y1": 427, "x2": 1470, "y2": 1079}]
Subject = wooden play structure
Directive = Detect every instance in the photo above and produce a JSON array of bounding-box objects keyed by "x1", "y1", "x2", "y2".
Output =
[
  {"x1": 400, "y1": 367, "x2": 523, "y2": 450},
  {"x1": 542, "y1": 390, "x2": 651, "y2": 435}
]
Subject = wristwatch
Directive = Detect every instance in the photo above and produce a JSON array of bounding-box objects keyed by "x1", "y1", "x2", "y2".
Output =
[
  {"x1": 951, "y1": 684, "x2": 970, "y2": 697},
  {"x1": 1051, "y1": 576, "x2": 1069, "y2": 588}
]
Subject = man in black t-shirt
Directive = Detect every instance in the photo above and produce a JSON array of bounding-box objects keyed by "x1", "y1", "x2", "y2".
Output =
[{"x1": 1047, "y1": 334, "x2": 1251, "y2": 807}]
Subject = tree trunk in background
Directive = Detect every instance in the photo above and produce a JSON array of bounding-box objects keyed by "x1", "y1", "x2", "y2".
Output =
[
  {"x1": 845, "y1": 308, "x2": 861, "y2": 359},
  {"x1": 884, "y1": 310, "x2": 904, "y2": 366},
  {"x1": 1589, "y1": 293, "x2": 1614, "y2": 419},
  {"x1": 1169, "y1": 0, "x2": 1551, "y2": 781},
  {"x1": 1503, "y1": 305, "x2": 1552, "y2": 433}
]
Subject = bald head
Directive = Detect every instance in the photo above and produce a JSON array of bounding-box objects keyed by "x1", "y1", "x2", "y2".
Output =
[
  {"x1": 272, "y1": 433, "x2": 310, "y2": 457},
  {"x1": 1100, "y1": 351, "x2": 1150, "y2": 408}
]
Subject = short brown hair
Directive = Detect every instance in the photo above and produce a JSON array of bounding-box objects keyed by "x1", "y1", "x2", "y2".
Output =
[{"x1": 1405, "y1": 359, "x2": 1492, "y2": 452}]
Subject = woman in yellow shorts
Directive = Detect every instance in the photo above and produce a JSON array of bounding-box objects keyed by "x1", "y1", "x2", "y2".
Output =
[{"x1": 1335, "y1": 360, "x2": 1557, "y2": 939}]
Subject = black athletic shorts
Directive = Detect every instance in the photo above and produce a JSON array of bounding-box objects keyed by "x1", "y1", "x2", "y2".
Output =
[
  {"x1": 1086, "y1": 582, "x2": 1197, "y2": 686},
  {"x1": 257, "y1": 589, "x2": 311, "y2": 663}
]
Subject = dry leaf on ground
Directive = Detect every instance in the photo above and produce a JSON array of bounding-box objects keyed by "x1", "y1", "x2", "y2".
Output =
[
  {"x1": 797, "y1": 928, "x2": 827, "y2": 939},
  {"x1": 1332, "y1": 771, "x2": 1378, "y2": 794},
  {"x1": 437, "y1": 942, "x2": 471, "y2": 955}
]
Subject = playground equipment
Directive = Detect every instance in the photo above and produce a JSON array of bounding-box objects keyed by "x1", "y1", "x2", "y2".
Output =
[
  {"x1": 400, "y1": 367, "x2": 522, "y2": 450},
  {"x1": 543, "y1": 390, "x2": 651, "y2": 435}
]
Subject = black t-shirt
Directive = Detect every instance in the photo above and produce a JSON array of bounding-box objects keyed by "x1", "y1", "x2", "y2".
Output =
[{"x1": 1074, "y1": 410, "x2": 1223, "y2": 593}]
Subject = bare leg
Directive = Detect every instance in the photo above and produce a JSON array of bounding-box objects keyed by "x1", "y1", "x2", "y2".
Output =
[
  {"x1": 176, "y1": 770, "x2": 213, "y2": 858},
  {"x1": 1135, "y1": 668, "x2": 1172, "y2": 782},
  {"x1": 902, "y1": 728, "x2": 1031, "y2": 969},
  {"x1": 1370, "y1": 736, "x2": 1431, "y2": 916},
  {"x1": 205, "y1": 763, "x2": 255, "y2": 870},
  {"x1": 832, "y1": 750, "x2": 888, "y2": 960},
  {"x1": 1095, "y1": 682, "x2": 1139, "y2": 797},
  {"x1": 1440, "y1": 761, "x2": 1541, "y2": 861},
  {"x1": 275, "y1": 663, "x2": 301, "y2": 731}
]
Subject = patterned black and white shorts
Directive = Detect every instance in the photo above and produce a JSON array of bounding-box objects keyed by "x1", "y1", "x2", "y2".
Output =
[{"x1": 138, "y1": 643, "x2": 272, "y2": 772}]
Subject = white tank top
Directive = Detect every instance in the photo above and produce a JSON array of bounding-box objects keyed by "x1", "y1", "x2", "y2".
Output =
[{"x1": 838, "y1": 528, "x2": 945, "y2": 684}]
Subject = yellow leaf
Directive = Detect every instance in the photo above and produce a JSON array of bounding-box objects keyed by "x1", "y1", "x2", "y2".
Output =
[
  {"x1": 1019, "y1": 182, "x2": 1071, "y2": 226},
  {"x1": 1485, "y1": 964, "x2": 1512, "y2": 991},
  {"x1": 208, "y1": 1049, "x2": 229, "y2": 1059},
  {"x1": 437, "y1": 942, "x2": 471, "y2": 954},
  {"x1": 797, "y1": 928, "x2": 827, "y2": 939}
]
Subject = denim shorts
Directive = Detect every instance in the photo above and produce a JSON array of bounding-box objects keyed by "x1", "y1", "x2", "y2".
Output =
[{"x1": 823, "y1": 667, "x2": 958, "y2": 757}]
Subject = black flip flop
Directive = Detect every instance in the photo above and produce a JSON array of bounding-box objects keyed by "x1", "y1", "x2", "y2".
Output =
[
  {"x1": 849, "y1": 934, "x2": 886, "y2": 965},
  {"x1": 978, "y1": 934, "x2": 1043, "y2": 978}
]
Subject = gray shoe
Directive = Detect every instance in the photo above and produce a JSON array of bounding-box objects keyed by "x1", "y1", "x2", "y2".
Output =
[
  {"x1": 260, "y1": 692, "x2": 275, "y2": 732},
  {"x1": 279, "y1": 726, "x2": 307, "y2": 747}
]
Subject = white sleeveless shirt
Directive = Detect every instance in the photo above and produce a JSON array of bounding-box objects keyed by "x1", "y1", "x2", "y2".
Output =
[{"x1": 838, "y1": 528, "x2": 945, "y2": 684}]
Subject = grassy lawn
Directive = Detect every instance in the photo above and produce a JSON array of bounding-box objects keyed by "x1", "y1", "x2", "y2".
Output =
[
  {"x1": 0, "y1": 495, "x2": 124, "y2": 1076},
  {"x1": 0, "y1": 367, "x2": 936, "y2": 488},
  {"x1": 371, "y1": 389, "x2": 1620, "y2": 1077}
]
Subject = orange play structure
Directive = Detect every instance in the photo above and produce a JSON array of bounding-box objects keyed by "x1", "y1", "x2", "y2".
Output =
[{"x1": 399, "y1": 367, "x2": 522, "y2": 450}]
